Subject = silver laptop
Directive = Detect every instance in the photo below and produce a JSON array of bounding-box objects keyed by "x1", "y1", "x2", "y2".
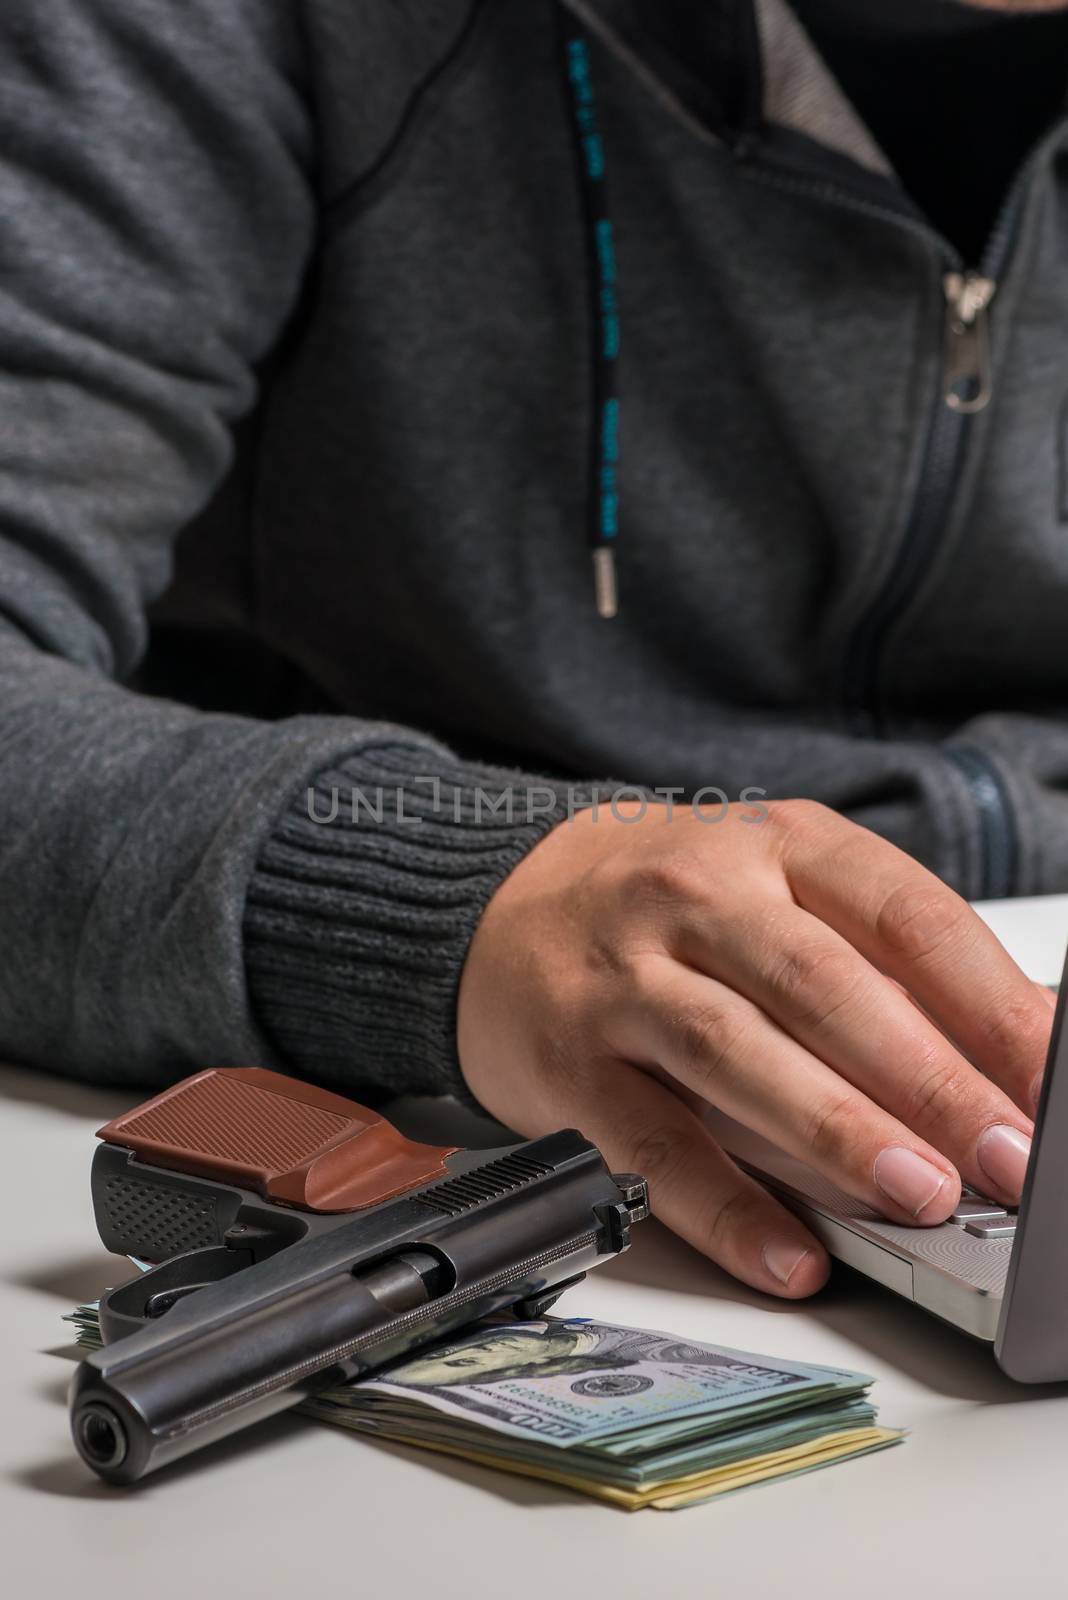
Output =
[{"x1": 706, "y1": 956, "x2": 1068, "y2": 1382}]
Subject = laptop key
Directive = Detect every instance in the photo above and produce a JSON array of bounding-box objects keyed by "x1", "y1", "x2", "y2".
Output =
[
  {"x1": 963, "y1": 1216, "x2": 1017, "y2": 1238},
  {"x1": 948, "y1": 1199, "x2": 1010, "y2": 1225}
]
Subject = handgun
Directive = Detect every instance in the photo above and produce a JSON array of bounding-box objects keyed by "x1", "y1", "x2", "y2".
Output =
[{"x1": 69, "y1": 1067, "x2": 648, "y2": 1485}]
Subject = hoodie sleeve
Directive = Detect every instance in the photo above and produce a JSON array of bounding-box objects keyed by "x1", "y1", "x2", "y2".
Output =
[{"x1": 0, "y1": 0, "x2": 570, "y2": 1098}]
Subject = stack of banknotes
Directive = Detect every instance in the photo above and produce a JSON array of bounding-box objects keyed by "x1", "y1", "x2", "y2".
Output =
[{"x1": 65, "y1": 1302, "x2": 903, "y2": 1510}]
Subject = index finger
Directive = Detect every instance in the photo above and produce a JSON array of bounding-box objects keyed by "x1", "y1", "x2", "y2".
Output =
[{"x1": 778, "y1": 807, "x2": 1054, "y2": 1116}]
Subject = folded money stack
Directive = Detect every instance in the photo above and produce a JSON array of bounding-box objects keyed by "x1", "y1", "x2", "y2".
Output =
[{"x1": 65, "y1": 1304, "x2": 903, "y2": 1510}]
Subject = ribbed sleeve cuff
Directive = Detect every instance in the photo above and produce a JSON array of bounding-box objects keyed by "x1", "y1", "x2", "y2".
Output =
[{"x1": 244, "y1": 741, "x2": 584, "y2": 1103}]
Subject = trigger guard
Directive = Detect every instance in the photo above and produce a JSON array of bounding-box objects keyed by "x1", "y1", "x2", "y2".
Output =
[{"x1": 98, "y1": 1245, "x2": 252, "y2": 1345}]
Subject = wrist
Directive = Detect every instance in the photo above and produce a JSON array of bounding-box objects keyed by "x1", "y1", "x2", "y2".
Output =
[{"x1": 246, "y1": 743, "x2": 581, "y2": 1103}]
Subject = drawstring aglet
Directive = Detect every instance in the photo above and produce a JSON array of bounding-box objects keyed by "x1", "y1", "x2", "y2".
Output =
[{"x1": 592, "y1": 547, "x2": 618, "y2": 619}]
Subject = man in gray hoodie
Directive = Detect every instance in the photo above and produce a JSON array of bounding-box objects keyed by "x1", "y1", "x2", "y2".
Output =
[{"x1": 1, "y1": 0, "x2": 1065, "y2": 1297}]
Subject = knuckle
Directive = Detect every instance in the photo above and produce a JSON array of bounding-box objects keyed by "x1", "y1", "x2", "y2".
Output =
[
  {"x1": 584, "y1": 926, "x2": 639, "y2": 984},
  {"x1": 700, "y1": 1184, "x2": 765, "y2": 1256},
  {"x1": 672, "y1": 999, "x2": 749, "y2": 1095},
  {"x1": 627, "y1": 1124, "x2": 689, "y2": 1196},
  {"x1": 901, "y1": 1051, "x2": 969, "y2": 1132},
  {"x1": 979, "y1": 991, "x2": 1053, "y2": 1065},
  {"x1": 633, "y1": 850, "x2": 702, "y2": 906},
  {"x1": 766, "y1": 798, "x2": 834, "y2": 838},
  {"x1": 770, "y1": 941, "x2": 862, "y2": 1029},
  {"x1": 875, "y1": 882, "x2": 968, "y2": 963},
  {"x1": 804, "y1": 1091, "x2": 864, "y2": 1169}
]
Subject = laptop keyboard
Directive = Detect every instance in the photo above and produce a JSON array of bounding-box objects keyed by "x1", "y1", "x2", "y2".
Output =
[{"x1": 949, "y1": 1187, "x2": 1018, "y2": 1239}]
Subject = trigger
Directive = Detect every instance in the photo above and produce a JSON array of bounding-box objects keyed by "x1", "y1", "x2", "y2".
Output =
[
  {"x1": 98, "y1": 1244, "x2": 255, "y2": 1344},
  {"x1": 144, "y1": 1280, "x2": 228, "y2": 1319}
]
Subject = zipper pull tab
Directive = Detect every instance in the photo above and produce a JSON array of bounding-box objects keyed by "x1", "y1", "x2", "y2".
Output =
[{"x1": 943, "y1": 271, "x2": 997, "y2": 414}]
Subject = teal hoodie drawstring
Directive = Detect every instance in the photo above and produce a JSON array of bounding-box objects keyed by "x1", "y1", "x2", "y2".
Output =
[{"x1": 559, "y1": 14, "x2": 621, "y2": 619}]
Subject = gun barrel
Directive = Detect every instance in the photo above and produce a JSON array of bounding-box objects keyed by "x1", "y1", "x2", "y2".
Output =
[
  {"x1": 70, "y1": 1209, "x2": 615, "y2": 1484},
  {"x1": 70, "y1": 1249, "x2": 446, "y2": 1484}
]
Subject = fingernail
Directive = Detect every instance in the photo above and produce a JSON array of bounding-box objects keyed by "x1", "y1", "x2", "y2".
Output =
[
  {"x1": 873, "y1": 1146, "x2": 948, "y2": 1218},
  {"x1": 762, "y1": 1240, "x2": 812, "y2": 1287},
  {"x1": 977, "y1": 1124, "x2": 1032, "y2": 1199}
]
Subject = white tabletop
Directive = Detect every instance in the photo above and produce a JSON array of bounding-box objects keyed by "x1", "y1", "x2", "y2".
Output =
[{"x1": 4, "y1": 895, "x2": 1068, "y2": 1600}]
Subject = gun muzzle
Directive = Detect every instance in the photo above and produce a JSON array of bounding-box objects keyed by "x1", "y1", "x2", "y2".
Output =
[{"x1": 71, "y1": 1247, "x2": 447, "y2": 1482}]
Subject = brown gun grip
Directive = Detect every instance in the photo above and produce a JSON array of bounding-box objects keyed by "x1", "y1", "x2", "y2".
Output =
[{"x1": 96, "y1": 1067, "x2": 457, "y2": 1212}]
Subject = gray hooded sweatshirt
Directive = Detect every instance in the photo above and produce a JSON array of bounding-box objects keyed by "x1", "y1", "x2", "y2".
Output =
[{"x1": 1, "y1": 0, "x2": 1067, "y2": 1103}]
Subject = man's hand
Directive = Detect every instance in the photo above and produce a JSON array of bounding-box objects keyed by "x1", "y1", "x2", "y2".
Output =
[{"x1": 457, "y1": 800, "x2": 1052, "y2": 1297}]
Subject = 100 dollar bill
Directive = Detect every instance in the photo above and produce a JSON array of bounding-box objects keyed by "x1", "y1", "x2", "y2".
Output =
[{"x1": 339, "y1": 1317, "x2": 875, "y2": 1446}]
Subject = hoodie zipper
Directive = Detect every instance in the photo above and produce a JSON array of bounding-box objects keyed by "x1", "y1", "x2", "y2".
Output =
[
  {"x1": 838, "y1": 175, "x2": 1025, "y2": 737},
  {"x1": 740, "y1": 141, "x2": 1038, "y2": 897},
  {"x1": 836, "y1": 178, "x2": 1029, "y2": 898},
  {"x1": 942, "y1": 270, "x2": 996, "y2": 416}
]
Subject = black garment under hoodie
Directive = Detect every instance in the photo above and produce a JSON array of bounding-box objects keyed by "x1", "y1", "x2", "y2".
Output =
[{"x1": 790, "y1": 0, "x2": 1068, "y2": 262}]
